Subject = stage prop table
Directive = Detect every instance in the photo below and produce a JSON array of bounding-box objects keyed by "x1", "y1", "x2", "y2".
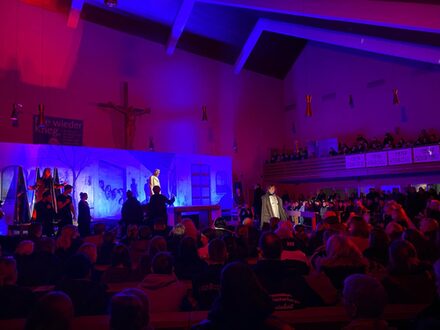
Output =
[{"x1": 167, "y1": 205, "x2": 222, "y2": 228}]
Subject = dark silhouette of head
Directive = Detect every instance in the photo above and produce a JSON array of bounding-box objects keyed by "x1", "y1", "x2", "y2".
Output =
[
  {"x1": 259, "y1": 232, "x2": 282, "y2": 260},
  {"x1": 110, "y1": 289, "x2": 150, "y2": 330},
  {"x1": 151, "y1": 252, "x2": 173, "y2": 275},
  {"x1": 25, "y1": 291, "x2": 74, "y2": 330}
]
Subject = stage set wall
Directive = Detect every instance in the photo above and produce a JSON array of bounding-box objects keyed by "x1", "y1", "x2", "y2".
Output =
[
  {"x1": 0, "y1": 0, "x2": 285, "y2": 197},
  {"x1": 282, "y1": 42, "x2": 440, "y2": 148},
  {"x1": 0, "y1": 142, "x2": 233, "y2": 235}
]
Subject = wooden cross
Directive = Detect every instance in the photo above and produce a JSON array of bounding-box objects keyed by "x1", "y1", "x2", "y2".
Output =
[{"x1": 98, "y1": 82, "x2": 150, "y2": 149}]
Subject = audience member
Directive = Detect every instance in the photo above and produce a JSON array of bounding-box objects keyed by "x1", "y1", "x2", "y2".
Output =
[
  {"x1": 253, "y1": 232, "x2": 323, "y2": 309},
  {"x1": 25, "y1": 291, "x2": 74, "y2": 330},
  {"x1": 196, "y1": 261, "x2": 291, "y2": 330},
  {"x1": 317, "y1": 234, "x2": 368, "y2": 290},
  {"x1": 342, "y1": 274, "x2": 389, "y2": 330},
  {"x1": 55, "y1": 225, "x2": 83, "y2": 261},
  {"x1": 110, "y1": 288, "x2": 150, "y2": 330},
  {"x1": 193, "y1": 239, "x2": 227, "y2": 310},
  {"x1": 174, "y1": 236, "x2": 207, "y2": 280},
  {"x1": 414, "y1": 258, "x2": 440, "y2": 329},
  {"x1": 0, "y1": 256, "x2": 35, "y2": 319},
  {"x1": 138, "y1": 252, "x2": 188, "y2": 312},
  {"x1": 55, "y1": 253, "x2": 108, "y2": 315},
  {"x1": 101, "y1": 244, "x2": 133, "y2": 283},
  {"x1": 382, "y1": 239, "x2": 435, "y2": 304}
]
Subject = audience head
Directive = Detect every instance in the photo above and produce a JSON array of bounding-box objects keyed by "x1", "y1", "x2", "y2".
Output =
[
  {"x1": 324, "y1": 234, "x2": 365, "y2": 267},
  {"x1": 111, "y1": 244, "x2": 132, "y2": 268},
  {"x1": 78, "y1": 242, "x2": 97, "y2": 264},
  {"x1": 208, "y1": 239, "x2": 227, "y2": 264},
  {"x1": 93, "y1": 223, "x2": 106, "y2": 235},
  {"x1": 419, "y1": 218, "x2": 439, "y2": 240},
  {"x1": 126, "y1": 190, "x2": 133, "y2": 199},
  {"x1": 178, "y1": 236, "x2": 199, "y2": 260},
  {"x1": 368, "y1": 227, "x2": 390, "y2": 250},
  {"x1": 147, "y1": 235, "x2": 167, "y2": 258},
  {"x1": 15, "y1": 240, "x2": 34, "y2": 256},
  {"x1": 79, "y1": 192, "x2": 88, "y2": 200},
  {"x1": 64, "y1": 253, "x2": 92, "y2": 279},
  {"x1": 29, "y1": 223, "x2": 43, "y2": 239},
  {"x1": 110, "y1": 289, "x2": 150, "y2": 330},
  {"x1": 0, "y1": 256, "x2": 17, "y2": 286},
  {"x1": 385, "y1": 222, "x2": 404, "y2": 242},
  {"x1": 39, "y1": 237, "x2": 55, "y2": 254},
  {"x1": 401, "y1": 229, "x2": 427, "y2": 258},
  {"x1": 103, "y1": 231, "x2": 116, "y2": 244},
  {"x1": 25, "y1": 291, "x2": 74, "y2": 330},
  {"x1": 343, "y1": 274, "x2": 387, "y2": 320},
  {"x1": 388, "y1": 239, "x2": 419, "y2": 274},
  {"x1": 170, "y1": 223, "x2": 185, "y2": 236},
  {"x1": 275, "y1": 220, "x2": 294, "y2": 240},
  {"x1": 259, "y1": 232, "x2": 283, "y2": 260},
  {"x1": 138, "y1": 226, "x2": 152, "y2": 240},
  {"x1": 181, "y1": 218, "x2": 198, "y2": 241},
  {"x1": 347, "y1": 216, "x2": 370, "y2": 238},
  {"x1": 126, "y1": 224, "x2": 139, "y2": 238},
  {"x1": 56, "y1": 225, "x2": 78, "y2": 250},
  {"x1": 152, "y1": 185, "x2": 161, "y2": 194},
  {"x1": 217, "y1": 261, "x2": 272, "y2": 317},
  {"x1": 323, "y1": 228, "x2": 342, "y2": 245},
  {"x1": 151, "y1": 252, "x2": 173, "y2": 275}
]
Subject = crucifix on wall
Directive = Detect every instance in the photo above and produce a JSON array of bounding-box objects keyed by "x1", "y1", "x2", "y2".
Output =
[{"x1": 98, "y1": 82, "x2": 151, "y2": 149}]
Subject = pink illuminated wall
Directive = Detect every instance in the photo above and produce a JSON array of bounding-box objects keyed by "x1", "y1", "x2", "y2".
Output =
[
  {"x1": 0, "y1": 0, "x2": 284, "y2": 191},
  {"x1": 283, "y1": 42, "x2": 440, "y2": 147}
]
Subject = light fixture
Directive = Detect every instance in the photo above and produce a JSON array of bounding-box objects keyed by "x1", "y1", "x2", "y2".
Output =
[
  {"x1": 305, "y1": 95, "x2": 312, "y2": 117},
  {"x1": 104, "y1": 0, "x2": 118, "y2": 8},
  {"x1": 349, "y1": 94, "x2": 354, "y2": 108},
  {"x1": 37, "y1": 104, "x2": 46, "y2": 128},
  {"x1": 148, "y1": 136, "x2": 155, "y2": 151},
  {"x1": 10, "y1": 104, "x2": 22, "y2": 127},
  {"x1": 202, "y1": 105, "x2": 208, "y2": 121},
  {"x1": 10, "y1": 103, "x2": 21, "y2": 120},
  {"x1": 233, "y1": 139, "x2": 238, "y2": 153},
  {"x1": 393, "y1": 88, "x2": 400, "y2": 105}
]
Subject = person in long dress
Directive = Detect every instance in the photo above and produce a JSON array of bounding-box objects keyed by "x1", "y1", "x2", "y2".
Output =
[{"x1": 78, "y1": 192, "x2": 91, "y2": 237}]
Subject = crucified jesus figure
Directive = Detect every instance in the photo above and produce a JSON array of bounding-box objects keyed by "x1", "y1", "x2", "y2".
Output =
[{"x1": 98, "y1": 82, "x2": 150, "y2": 149}]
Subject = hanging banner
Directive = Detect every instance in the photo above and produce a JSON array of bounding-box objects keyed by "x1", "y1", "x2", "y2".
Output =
[
  {"x1": 33, "y1": 116, "x2": 83, "y2": 146},
  {"x1": 388, "y1": 148, "x2": 412, "y2": 165},
  {"x1": 413, "y1": 145, "x2": 440, "y2": 163},
  {"x1": 366, "y1": 151, "x2": 388, "y2": 167},
  {"x1": 345, "y1": 154, "x2": 365, "y2": 168}
]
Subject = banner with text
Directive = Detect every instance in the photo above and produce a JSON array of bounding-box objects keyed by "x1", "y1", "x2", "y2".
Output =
[
  {"x1": 33, "y1": 116, "x2": 83, "y2": 146},
  {"x1": 366, "y1": 152, "x2": 388, "y2": 167},
  {"x1": 388, "y1": 148, "x2": 413, "y2": 165},
  {"x1": 413, "y1": 145, "x2": 440, "y2": 163}
]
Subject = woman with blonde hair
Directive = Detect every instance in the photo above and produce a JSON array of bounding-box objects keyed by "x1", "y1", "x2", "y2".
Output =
[{"x1": 318, "y1": 234, "x2": 368, "y2": 290}]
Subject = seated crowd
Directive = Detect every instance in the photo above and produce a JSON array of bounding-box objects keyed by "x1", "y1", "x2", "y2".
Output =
[
  {"x1": 269, "y1": 128, "x2": 439, "y2": 163},
  {"x1": 0, "y1": 187, "x2": 440, "y2": 330}
]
